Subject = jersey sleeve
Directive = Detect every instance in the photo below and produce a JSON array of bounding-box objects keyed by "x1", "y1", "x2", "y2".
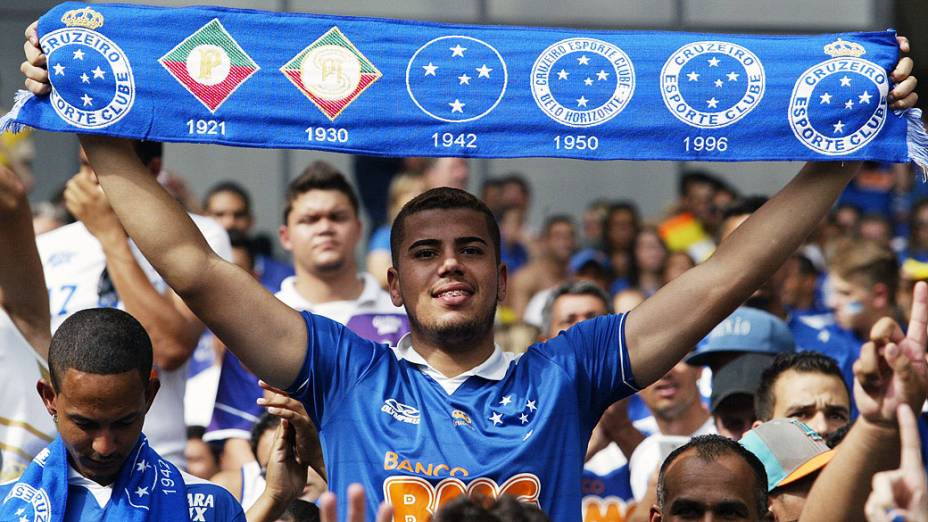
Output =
[
  {"x1": 536, "y1": 313, "x2": 639, "y2": 420},
  {"x1": 285, "y1": 311, "x2": 383, "y2": 426}
]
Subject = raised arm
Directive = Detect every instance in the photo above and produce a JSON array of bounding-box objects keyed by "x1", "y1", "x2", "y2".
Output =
[
  {"x1": 79, "y1": 135, "x2": 306, "y2": 388},
  {"x1": 0, "y1": 165, "x2": 50, "y2": 358}
]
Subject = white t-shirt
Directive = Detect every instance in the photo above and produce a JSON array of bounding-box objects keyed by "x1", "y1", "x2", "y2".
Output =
[
  {"x1": 0, "y1": 311, "x2": 56, "y2": 482},
  {"x1": 36, "y1": 215, "x2": 232, "y2": 468},
  {"x1": 628, "y1": 416, "x2": 717, "y2": 501}
]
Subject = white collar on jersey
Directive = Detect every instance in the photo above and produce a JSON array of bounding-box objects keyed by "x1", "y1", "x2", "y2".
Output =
[{"x1": 392, "y1": 334, "x2": 516, "y2": 394}]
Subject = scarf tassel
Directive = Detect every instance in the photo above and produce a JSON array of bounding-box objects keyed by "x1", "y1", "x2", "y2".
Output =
[
  {"x1": 0, "y1": 90, "x2": 34, "y2": 135},
  {"x1": 906, "y1": 107, "x2": 928, "y2": 181}
]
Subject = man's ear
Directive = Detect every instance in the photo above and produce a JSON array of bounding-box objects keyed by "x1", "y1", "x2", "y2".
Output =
[
  {"x1": 36, "y1": 379, "x2": 57, "y2": 418},
  {"x1": 751, "y1": 419, "x2": 763, "y2": 430},
  {"x1": 144, "y1": 377, "x2": 160, "y2": 413},
  {"x1": 497, "y1": 262, "x2": 508, "y2": 303},
  {"x1": 278, "y1": 224, "x2": 292, "y2": 252},
  {"x1": 648, "y1": 505, "x2": 662, "y2": 522},
  {"x1": 387, "y1": 267, "x2": 403, "y2": 307}
]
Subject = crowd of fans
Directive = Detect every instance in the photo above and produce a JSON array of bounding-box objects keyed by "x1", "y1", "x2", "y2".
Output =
[{"x1": 1, "y1": 19, "x2": 927, "y2": 522}]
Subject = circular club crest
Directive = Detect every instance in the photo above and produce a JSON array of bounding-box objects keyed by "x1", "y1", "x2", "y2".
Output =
[
  {"x1": 4, "y1": 483, "x2": 52, "y2": 522},
  {"x1": 43, "y1": 27, "x2": 134, "y2": 130},
  {"x1": 185, "y1": 44, "x2": 231, "y2": 87},
  {"x1": 531, "y1": 38, "x2": 635, "y2": 128},
  {"x1": 406, "y1": 35, "x2": 508, "y2": 123},
  {"x1": 788, "y1": 57, "x2": 889, "y2": 155},
  {"x1": 301, "y1": 44, "x2": 363, "y2": 101},
  {"x1": 660, "y1": 41, "x2": 765, "y2": 129}
]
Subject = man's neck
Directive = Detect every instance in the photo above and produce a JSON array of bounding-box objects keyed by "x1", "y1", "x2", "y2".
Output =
[
  {"x1": 408, "y1": 332, "x2": 497, "y2": 379},
  {"x1": 293, "y1": 263, "x2": 364, "y2": 304},
  {"x1": 655, "y1": 403, "x2": 710, "y2": 436}
]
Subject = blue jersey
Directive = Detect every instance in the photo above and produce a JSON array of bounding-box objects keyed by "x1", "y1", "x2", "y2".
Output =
[
  {"x1": 580, "y1": 465, "x2": 633, "y2": 522},
  {"x1": 789, "y1": 317, "x2": 860, "y2": 389},
  {"x1": 286, "y1": 311, "x2": 638, "y2": 521}
]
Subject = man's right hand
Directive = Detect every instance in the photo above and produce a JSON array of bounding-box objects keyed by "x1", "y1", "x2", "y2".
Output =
[{"x1": 22, "y1": 21, "x2": 49, "y2": 96}]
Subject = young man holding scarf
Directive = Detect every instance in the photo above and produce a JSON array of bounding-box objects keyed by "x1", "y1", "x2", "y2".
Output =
[{"x1": 20, "y1": 26, "x2": 921, "y2": 521}]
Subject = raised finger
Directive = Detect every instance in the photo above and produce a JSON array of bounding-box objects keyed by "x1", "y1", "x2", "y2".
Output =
[
  {"x1": 897, "y1": 35, "x2": 910, "y2": 54},
  {"x1": 347, "y1": 483, "x2": 367, "y2": 522},
  {"x1": 318, "y1": 492, "x2": 337, "y2": 522},
  {"x1": 871, "y1": 317, "x2": 904, "y2": 344},
  {"x1": 897, "y1": 403, "x2": 924, "y2": 472},
  {"x1": 375, "y1": 503, "x2": 394, "y2": 522},
  {"x1": 906, "y1": 282, "x2": 928, "y2": 354},
  {"x1": 258, "y1": 379, "x2": 288, "y2": 396},
  {"x1": 25, "y1": 21, "x2": 38, "y2": 46},
  {"x1": 891, "y1": 75, "x2": 918, "y2": 102},
  {"x1": 892, "y1": 56, "x2": 914, "y2": 83},
  {"x1": 855, "y1": 341, "x2": 882, "y2": 381}
]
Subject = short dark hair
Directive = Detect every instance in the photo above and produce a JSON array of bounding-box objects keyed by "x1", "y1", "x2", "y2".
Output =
[
  {"x1": 542, "y1": 214, "x2": 574, "y2": 236},
  {"x1": 48, "y1": 308, "x2": 152, "y2": 390},
  {"x1": 658, "y1": 434, "x2": 767, "y2": 518},
  {"x1": 755, "y1": 352, "x2": 847, "y2": 421},
  {"x1": 679, "y1": 170, "x2": 720, "y2": 197},
  {"x1": 721, "y1": 196, "x2": 768, "y2": 222},
  {"x1": 283, "y1": 161, "x2": 359, "y2": 223},
  {"x1": 250, "y1": 413, "x2": 281, "y2": 459},
  {"x1": 390, "y1": 188, "x2": 501, "y2": 267},
  {"x1": 226, "y1": 229, "x2": 256, "y2": 271},
  {"x1": 204, "y1": 180, "x2": 252, "y2": 214},
  {"x1": 434, "y1": 495, "x2": 549, "y2": 522},
  {"x1": 132, "y1": 141, "x2": 163, "y2": 167},
  {"x1": 280, "y1": 499, "x2": 321, "y2": 522},
  {"x1": 499, "y1": 173, "x2": 531, "y2": 198},
  {"x1": 541, "y1": 281, "x2": 613, "y2": 336}
]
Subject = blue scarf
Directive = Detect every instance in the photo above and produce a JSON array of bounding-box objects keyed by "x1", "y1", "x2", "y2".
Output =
[
  {"x1": 2, "y1": 2, "x2": 926, "y2": 169},
  {"x1": 0, "y1": 434, "x2": 188, "y2": 522}
]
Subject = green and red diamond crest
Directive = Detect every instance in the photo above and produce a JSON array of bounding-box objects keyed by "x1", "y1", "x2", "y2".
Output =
[
  {"x1": 281, "y1": 27, "x2": 381, "y2": 121},
  {"x1": 160, "y1": 19, "x2": 259, "y2": 113}
]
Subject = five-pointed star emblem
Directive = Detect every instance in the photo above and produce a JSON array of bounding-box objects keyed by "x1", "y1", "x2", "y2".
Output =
[
  {"x1": 449, "y1": 99, "x2": 465, "y2": 113},
  {"x1": 845, "y1": 99, "x2": 854, "y2": 109},
  {"x1": 584, "y1": 77, "x2": 593, "y2": 86},
  {"x1": 820, "y1": 92, "x2": 832, "y2": 104},
  {"x1": 839, "y1": 75, "x2": 852, "y2": 87},
  {"x1": 706, "y1": 97, "x2": 719, "y2": 109},
  {"x1": 577, "y1": 55, "x2": 590, "y2": 65},
  {"x1": 80, "y1": 72, "x2": 90, "y2": 84},
  {"x1": 714, "y1": 79, "x2": 723, "y2": 88},
  {"x1": 519, "y1": 413, "x2": 529, "y2": 424},
  {"x1": 500, "y1": 395, "x2": 513, "y2": 406},
  {"x1": 557, "y1": 69, "x2": 569, "y2": 80},
  {"x1": 458, "y1": 73, "x2": 471, "y2": 85},
  {"x1": 858, "y1": 90, "x2": 872, "y2": 104},
  {"x1": 136, "y1": 460, "x2": 149, "y2": 472},
  {"x1": 707, "y1": 56, "x2": 720, "y2": 67},
  {"x1": 687, "y1": 71, "x2": 700, "y2": 82},
  {"x1": 726, "y1": 71, "x2": 739, "y2": 81},
  {"x1": 72, "y1": 49, "x2": 85, "y2": 60},
  {"x1": 490, "y1": 412, "x2": 503, "y2": 425},
  {"x1": 91, "y1": 65, "x2": 106, "y2": 79},
  {"x1": 476, "y1": 64, "x2": 493, "y2": 78},
  {"x1": 135, "y1": 486, "x2": 149, "y2": 497},
  {"x1": 422, "y1": 62, "x2": 438, "y2": 76},
  {"x1": 576, "y1": 95, "x2": 589, "y2": 108},
  {"x1": 596, "y1": 69, "x2": 609, "y2": 81},
  {"x1": 81, "y1": 93, "x2": 93, "y2": 107},
  {"x1": 449, "y1": 44, "x2": 467, "y2": 57},
  {"x1": 833, "y1": 120, "x2": 845, "y2": 134},
  {"x1": 526, "y1": 400, "x2": 537, "y2": 412},
  {"x1": 52, "y1": 63, "x2": 65, "y2": 76}
]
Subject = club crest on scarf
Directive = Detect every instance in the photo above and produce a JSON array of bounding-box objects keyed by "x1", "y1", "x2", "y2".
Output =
[
  {"x1": 788, "y1": 38, "x2": 889, "y2": 155},
  {"x1": 660, "y1": 41, "x2": 766, "y2": 129},
  {"x1": 531, "y1": 38, "x2": 635, "y2": 128},
  {"x1": 281, "y1": 27, "x2": 381, "y2": 121},
  {"x1": 159, "y1": 19, "x2": 260, "y2": 113},
  {"x1": 406, "y1": 36, "x2": 508, "y2": 123},
  {"x1": 40, "y1": 6, "x2": 135, "y2": 130},
  {"x1": 2, "y1": 483, "x2": 52, "y2": 522}
]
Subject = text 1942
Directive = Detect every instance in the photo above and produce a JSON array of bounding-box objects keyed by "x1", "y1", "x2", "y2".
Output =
[
  {"x1": 432, "y1": 132, "x2": 477, "y2": 149},
  {"x1": 186, "y1": 119, "x2": 225, "y2": 136}
]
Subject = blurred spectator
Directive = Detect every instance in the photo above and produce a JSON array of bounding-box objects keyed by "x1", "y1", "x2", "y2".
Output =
[
  {"x1": 662, "y1": 251, "x2": 695, "y2": 283},
  {"x1": 581, "y1": 199, "x2": 611, "y2": 250},
  {"x1": 754, "y1": 352, "x2": 850, "y2": 438},
  {"x1": 658, "y1": 171, "x2": 719, "y2": 262},
  {"x1": 613, "y1": 288, "x2": 646, "y2": 314},
  {"x1": 837, "y1": 161, "x2": 895, "y2": 219},
  {"x1": 423, "y1": 157, "x2": 469, "y2": 190},
  {"x1": 351, "y1": 155, "x2": 406, "y2": 232},
  {"x1": 902, "y1": 198, "x2": 928, "y2": 263},
  {"x1": 834, "y1": 203, "x2": 862, "y2": 237},
  {"x1": 203, "y1": 180, "x2": 295, "y2": 292},
  {"x1": 30, "y1": 200, "x2": 67, "y2": 235},
  {"x1": 631, "y1": 226, "x2": 667, "y2": 296},
  {"x1": 498, "y1": 205, "x2": 530, "y2": 275},
  {"x1": 480, "y1": 178, "x2": 504, "y2": 215},
  {"x1": 498, "y1": 173, "x2": 531, "y2": 214},
  {"x1": 686, "y1": 307, "x2": 794, "y2": 373},
  {"x1": 740, "y1": 419, "x2": 835, "y2": 522},
  {"x1": 859, "y1": 212, "x2": 894, "y2": 247},
  {"x1": 779, "y1": 254, "x2": 826, "y2": 319},
  {"x1": 185, "y1": 425, "x2": 220, "y2": 480},
  {"x1": 603, "y1": 202, "x2": 640, "y2": 291},
  {"x1": 508, "y1": 215, "x2": 576, "y2": 321},
  {"x1": 365, "y1": 172, "x2": 426, "y2": 289}
]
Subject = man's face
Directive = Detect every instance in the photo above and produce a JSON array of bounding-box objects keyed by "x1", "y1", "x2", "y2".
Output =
[
  {"x1": 546, "y1": 221, "x2": 576, "y2": 263},
  {"x1": 205, "y1": 191, "x2": 252, "y2": 233},
  {"x1": 651, "y1": 450, "x2": 762, "y2": 522},
  {"x1": 713, "y1": 394, "x2": 755, "y2": 441},
  {"x1": 826, "y1": 273, "x2": 876, "y2": 334},
  {"x1": 607, "y1": 209, "x2": 636, "y2": 250},
  {"x1": 39, "y1": 369, "x2": 157, "y2": 485},
  {"x1": 546, "y1": 293, "x2": 608, "y2": 339},
  {"x1": 684, "y1": 182, "x2": 716, "y2": 224},
  {"x1": 640, "y1": 362, "x2": 703, "y2": 421},
  {"x1": 184, "y1": 438, "x2": 218, "y2": 480},
  {"x1": 770, "y1": 369, "x2": 850, "y2": 438},
  {"x1": 280, "y1": 189, "x2": 361, "y2": 276},
  {"x1": 768, "y1": 475, "x2": 815, "y2": 522},
  {"x1": 388, "y1": 208, "x2": 505, "y2": 349}
]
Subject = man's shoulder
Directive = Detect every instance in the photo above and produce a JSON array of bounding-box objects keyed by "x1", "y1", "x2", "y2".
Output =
[{"x1": 182, "y1": 471, "x2": 244, "y2": 516}]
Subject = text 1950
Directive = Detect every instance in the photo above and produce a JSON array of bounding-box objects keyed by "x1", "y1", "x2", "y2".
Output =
[
  {"x1": 554, "y1": 135, "x2": 599, "y2": 151},
  {"x1": 306, "y1": 127, "x2": 349, "y2": 143},
  {"x1": 683, "y1": 136, "x2": 728, "y2": 152},
  {"x1": 432, "y1": 132, "x2": 477, "y2": 149},
  {"x1": 186, "y1": 119, "x2": 225, "y2": 136}
]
